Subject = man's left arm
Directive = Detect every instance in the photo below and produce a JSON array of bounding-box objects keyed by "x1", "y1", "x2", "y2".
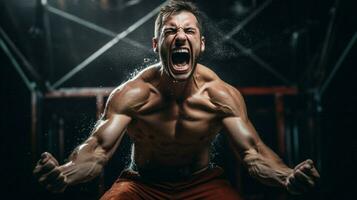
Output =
[{"x1": 219, "y1": 87, "x2": 320, "y2": 194}]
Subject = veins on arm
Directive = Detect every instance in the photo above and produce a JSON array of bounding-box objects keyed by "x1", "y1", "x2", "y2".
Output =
[
  {"x1": 60, "y1": 85, "x2": 133, "y2": 185},
  {"x1": 218, "y1": 85, "x2": 292, "y2": 187}
]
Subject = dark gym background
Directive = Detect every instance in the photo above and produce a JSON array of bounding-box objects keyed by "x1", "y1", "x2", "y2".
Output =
[{"x1": 0, "y1": 0, "x2": 356, "y2": 199}]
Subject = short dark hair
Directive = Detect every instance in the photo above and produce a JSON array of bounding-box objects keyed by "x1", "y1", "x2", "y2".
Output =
[{"x1": 154, "y1": 0, "x2": 203, "y2": 38}]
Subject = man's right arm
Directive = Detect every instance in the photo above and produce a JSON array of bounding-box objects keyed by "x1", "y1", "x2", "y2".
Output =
[{"x1": 33, "y1": 86, "x2": 132, "y2": 193}]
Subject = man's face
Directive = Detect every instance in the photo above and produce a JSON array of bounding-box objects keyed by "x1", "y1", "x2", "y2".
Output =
[{"x1": 153, "y1": 11, "x2": 205, "y2": 82}]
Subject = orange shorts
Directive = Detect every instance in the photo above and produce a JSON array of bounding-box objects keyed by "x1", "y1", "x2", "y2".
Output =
[{"x1": 100, "y1": 166, "x2": 243, "y2": 200}]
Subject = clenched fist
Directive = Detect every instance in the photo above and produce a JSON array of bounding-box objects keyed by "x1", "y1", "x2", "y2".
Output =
[
  {"x1": 33, "y1": 152, "x2": 68, "y2": 193},
  {"x1": 285, "y1": 159, "x2": 320, "y2": 194}
]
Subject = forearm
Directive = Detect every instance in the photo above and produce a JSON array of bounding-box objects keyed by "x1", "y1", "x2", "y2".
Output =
[
  {"x1": 243, "y1": 148, "x2": 292, "y2": 187},
  {"x1": 60, "y1": 137, "x2": 108, "y2": 185},
  {"x1": 220, "y1": 93, "x2": 319, "y2": 193}
]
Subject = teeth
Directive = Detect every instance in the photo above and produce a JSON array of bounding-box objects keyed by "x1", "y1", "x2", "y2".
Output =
[{"x1": 172, "y1": 49, "x2": 189, "y2": 53}]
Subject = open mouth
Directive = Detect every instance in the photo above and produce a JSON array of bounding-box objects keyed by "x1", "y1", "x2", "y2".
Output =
[{"x1": 171, "y1": 48, "x2": 191, "y2": 74}]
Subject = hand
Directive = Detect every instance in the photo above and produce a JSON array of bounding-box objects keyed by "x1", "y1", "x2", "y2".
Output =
[
  {"x1": 285, "y1": 159, "x2": 320, "y2": 194},
  {"x1": 33, "y1": 152, "x2": 68, "y2": 193}
]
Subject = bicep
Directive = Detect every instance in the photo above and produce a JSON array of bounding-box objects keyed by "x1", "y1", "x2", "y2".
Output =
[
  {"x1": 90, "y1": 112, "x2": 131, "y2": 158},
  {"x1": 219, "y1": 88, "x2": 265, "y2": 155},
  {"x1": 214, "y1": 85, "x2": 275, "y2": 158},
  {"x1": 87, "y1": 85, "x2": 135, "y2": 158},
  {"x1": 222, "y1": 116, "x2": 261, "y2": 155}
]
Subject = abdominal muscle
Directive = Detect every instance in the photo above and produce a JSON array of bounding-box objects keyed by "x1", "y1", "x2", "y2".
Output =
[{"x1": 127, "y1": 129, "x2": 214, "y2": 178}]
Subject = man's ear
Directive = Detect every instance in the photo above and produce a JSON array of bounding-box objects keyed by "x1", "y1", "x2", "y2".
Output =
[
  {"x1": 200, "y1": 36, "x2": 205, "y2": 53},
  {"x1": 152, "y1": 37, "x2": 158, "y2": 53}
]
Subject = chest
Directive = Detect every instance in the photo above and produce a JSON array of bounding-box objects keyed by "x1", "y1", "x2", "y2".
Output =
[{"x1": 128, "y1": 93, "x2": 222, "y2": 141}]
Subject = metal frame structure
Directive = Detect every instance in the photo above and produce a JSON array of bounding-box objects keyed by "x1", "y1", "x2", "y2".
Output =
[
  {"x1": 5, "y1": 0, "x2": 356, "y2": 198},
  {"x1": 39, "y1": 0, "x2": 290, "y2": 89},
  {"x1": 1, "y1": 0, "x2": 294, "y2": 91},
  {"x1": 0, "y1": 3, "x2": 301, "y2": 197},
  {"x1": 48, "y1": 0, "x2": 169, "y2": 89},
  {"x1": 217, "y1": 0, "x2": 292, "y2": 85}
]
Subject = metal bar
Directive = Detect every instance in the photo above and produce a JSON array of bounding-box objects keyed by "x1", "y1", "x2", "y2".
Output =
[
  {"x1": 0, "y1": 26, "x2": 48, "y2": 91},
  {"x1": 224, "y1": 0, "x2": 272, "y2": 41},
  {"x1": 285, "y1": 120, "x2": 292, "y2": 165},
  {"x1": 31, "y1": 92, "x2": 38, "y2": 164},
  {"x1": 46, "y1": 5, "x2": 149, "y2": 51},
  {"x1": 45, "y1": 87, "x2": 114, "y2": 98},
  {"x1": 42, "y1": 0, "x2": 55, "y2": 81},
  {"x1": 292, "y1": 119, "x2": 299, "y2": 163},
  {"x1": 275, "y1": 94, "x2": 286, "y2": 157},
  {"x1": 58, "y1": 118, "x2": 65, "y2": 161},
  {"x1": 96, "y1": 95, "x2": 105, "y2": 119},
  {"x1": 319, "y1": 32, "x2": 357, "y2": 96},
  {"x1": 45, "y1": 87, "x2": 298, "y2": 99},
  {"x1": 51, "y1": 1, "x2": 169, "y2": 89},
  {"x1": 0, "y1": 37, "x2": 35, "y2": 91},
  {"x1": 238, "y1": 86, "x2": 298, "y2": 95},
  {"x1": 315, "y1": 0, "x2": 339, "y2": 83}
]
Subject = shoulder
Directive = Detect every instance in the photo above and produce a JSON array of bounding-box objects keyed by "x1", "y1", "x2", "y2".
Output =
[
  {"x1": 204, "y1": 77, "x2": 246, "y2": 118},
  {"x1": 196, "y1": 63, "x2": 243, "y2": 102},
  {"x1": 195, "y1": 63, "x2": 244, "y2": 108},
  {"x1": 106, "y1": 65, "x2": 160, "y2": 114},
  {"x1": 195, "y1": 64, "x2": 220, "y2": 83}
]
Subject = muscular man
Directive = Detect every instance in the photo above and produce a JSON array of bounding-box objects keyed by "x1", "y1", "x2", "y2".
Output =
[{"x1": 33, "y1": 1, "x2": 320, "y2": 199}]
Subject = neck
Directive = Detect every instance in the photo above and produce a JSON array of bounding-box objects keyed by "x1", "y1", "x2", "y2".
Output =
[{"x1": 159, "y1": 68, "x2": 197, "y2": 101}]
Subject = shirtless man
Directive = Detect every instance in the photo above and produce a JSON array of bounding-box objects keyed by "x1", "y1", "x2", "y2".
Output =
[{"x1": 33, "y1": 1, "x2": 320, "y2": 199}]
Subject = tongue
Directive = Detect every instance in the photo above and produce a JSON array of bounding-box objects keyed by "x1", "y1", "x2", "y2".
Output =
[
  {"x1": 175, "y1": 61, "x2": 188, "y2": 67},
  {"x1": 172, "y1": 61, "x2": 189, "y2": 73}
]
